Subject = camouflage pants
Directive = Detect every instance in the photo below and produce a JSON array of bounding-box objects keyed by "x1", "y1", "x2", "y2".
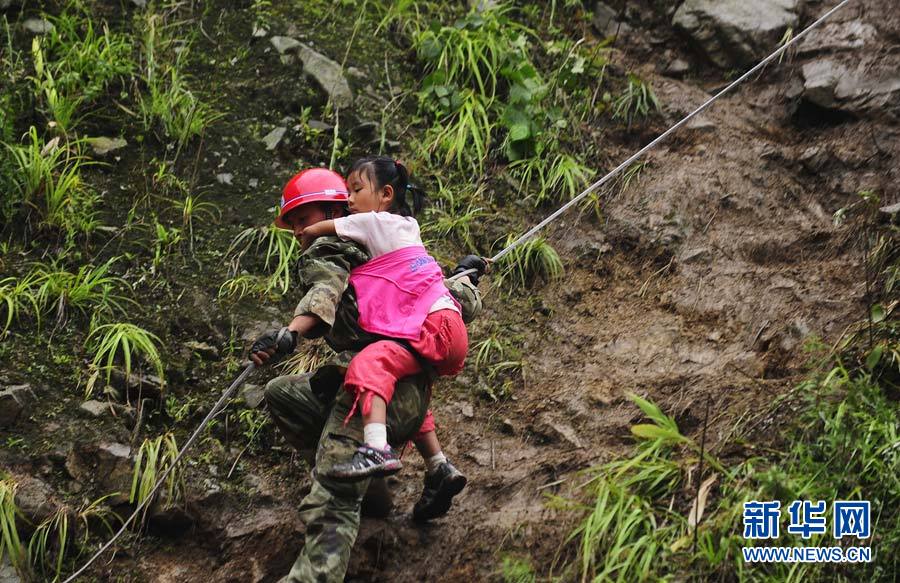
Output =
[{"x1": 264, "y1": 365, "x2": 429, "y2": 583}]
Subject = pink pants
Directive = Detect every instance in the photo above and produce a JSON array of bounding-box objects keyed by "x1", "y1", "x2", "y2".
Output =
[{"x1": 344, "y1": 309, "x2": 469, "y2": 440}]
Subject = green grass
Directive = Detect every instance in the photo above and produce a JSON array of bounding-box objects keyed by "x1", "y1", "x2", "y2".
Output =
[
  {"x1": 34, "y1": 258, "x2": 133, "y2": 324},
  {"x1": 136, "y1": 11, "x2": 220, "y2": 154},
  {"x1": 227, "y1": 221, "x2": 300, "y2": 295},
  {"x1": 0, "y1": 479, "x2": 27, "y2": 578},
  {"x1": 423, "y1": 89, "x2": 493, "y2": 172},
  {"x1": 509, "y1": 147, "x2": 593, "y2": 207},
  {"x1": 422, "y1": 202, "x2": 484, "y2": 251},
  {"x1": 612, "y1": 73, "x2": 660, "y2": 128},
  {"x1": 500, "y1": 555, "x2": 537, "y2": 583},
  {"x1": 0, "y1": 271, "x2": 44, "y2": 336},
  {"x1": 494, "y1": 235, "x2": 564, "y2": 289},
  {"x1": 414, "y1": 4, "x2": 528, "y2": 100},
  {"x1": 5, "y1": 127, "x2": 98, "y2": 236},
  {"x1": 86, "y1": 321, "x2": 165, "y2": 397},
  {"x1": 131, "y1": 433, "x2": 182, "y2": 510}
]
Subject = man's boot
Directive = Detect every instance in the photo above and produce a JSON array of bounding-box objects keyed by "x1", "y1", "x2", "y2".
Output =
[{"x1": 361, "y1": 476, "x2": 393, "y2": 519}]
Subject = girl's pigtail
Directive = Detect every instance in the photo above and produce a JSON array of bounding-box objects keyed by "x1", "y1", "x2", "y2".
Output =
[{"x1": 408, "y1": 184, "x2": 426, "y2": 216}]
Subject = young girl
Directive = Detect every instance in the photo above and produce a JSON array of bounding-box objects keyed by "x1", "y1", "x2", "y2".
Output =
[{"x1": 301, "y1": 157, "x2": 470, "y2": 492}]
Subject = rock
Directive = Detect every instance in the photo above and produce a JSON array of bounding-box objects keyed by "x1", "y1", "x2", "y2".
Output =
[
  {"x1": 22, "y1": 18, "x2": 54, "y2": 34},
  {"x1": 66, "y1": 442, "x2": 133, "y2": 497},
  {"x1": 269, "y1": 36, "x2": 301, "y2": 55},
  {"x1": 308, "y1": 119, "x2": 333, "y2": 132},
  {"x1": 535, "y1": 413, "x2": 584, "y2": 449},
  {"x1": 87, "y1": 136, "x2": 128, "y2": 156},
  {"x1": 798, "y1": 21, "x2": 877, "y2": 56},
  {"x1": 686, "y1": 117, "x2": 716, "y2": 132},
  {"x1": 249, "y1": 178, "x2": 259, "y2": 188},
  {"x1": 460, "y1": 402, "x2": 474, "y2": 418},
  {"x1": 216, "y1": 173, "x2": 234, "y2": 185},
  {"x1": 593, "y1": 2, "x2": 630, "y2": 38},
  {"x1": 801, "y1": 59, "x2": 846, "y2": 109},
  {"x1": 240, "y1": 384, "x2": 265, "y2": 409},
  {"x1": 0, "y1": 558, "x2": 21, "y2": 583},
  {"x1": 351, "y1": 121, "x2": 379, "y2": 141},
  {"x1": 679, "y1": 247, "x2": 710, "y2": 263},
  {"x1": 798, "y1": 146, "x2": 829, "y2": 172},
  {"x1": 297, "y1": 44, "x2": 353, "y2": 109},
  {"x1": 673, "y1": 0, "x2": 800, "y2": 69},
  {"x1": 262, "y1": 126, "x2": 287, "y2": 151},
  {"x1": 468, "y1": 0, "x2": 500, "y2": 11},
  {"x1": 130, "y1": 0, "x2": 147, "y2": 7},
  {"x1": 663, "y1": 58, "x2": 691, "y2": 77},
  {"x1": 880, "y1": 202, "x2": 900, "y2": 215},
  {"x1": 184, "y1": 340, "x2": 219, "y2": 360},
  {"x1": 0, "y1": 384, "x2": 35, "y2": 428},
  {"x1": 0, "y1": 0, "x2": 15, "y2": 10},
  {"x1": 80, "y1": 399, "x2": 112, "y2": 418},
  {"x1": 109, "y1": 369, "x2": 164, "y2": 401},
  {"x1": 14, "y1": 475, "x2": 56, "y2": 523},
  {"x1": 252, "y1": 25, "x2": 268, "y2": 38}
]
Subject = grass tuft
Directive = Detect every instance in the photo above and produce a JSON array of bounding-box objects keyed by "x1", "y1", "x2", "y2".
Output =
[
  {"x1": 86, "y1": 321, "x2": 165, "y2": 397},
  {"x1": 494, "y1": 235, "x2": 564, "y2": 289}
]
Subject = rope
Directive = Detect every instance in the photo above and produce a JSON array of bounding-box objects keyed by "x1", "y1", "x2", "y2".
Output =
[
  {"x1": 450, "y1": 0, "x2": 855, "y2": 282},
  {"x1": 66, "y1": 0, "x2": 854, "y2": 579},
  {"x1": 62, "y1": 364, "x2": 256, "y2": 583}
]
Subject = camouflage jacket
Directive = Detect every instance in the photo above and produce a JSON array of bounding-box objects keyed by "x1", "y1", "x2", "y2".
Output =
[{"x1": 292, "y1": 236, "x2": 481, "y2": 361}]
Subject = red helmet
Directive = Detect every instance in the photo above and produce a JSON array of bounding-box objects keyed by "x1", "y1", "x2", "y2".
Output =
[{"x1": 275, "y1": 168, "x2": 349, "y2": 229}]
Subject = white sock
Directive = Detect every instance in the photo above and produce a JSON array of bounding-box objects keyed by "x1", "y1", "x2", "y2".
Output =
[
  {"x1": 425, "y1": 452, "x2": 447, "y2": 474},
  {"x1": 363, "y1": 423, "x2": 388, "y2": 449}
]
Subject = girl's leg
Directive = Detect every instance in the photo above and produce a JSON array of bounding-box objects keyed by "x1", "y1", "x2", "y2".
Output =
[{"x1": 328, "y1": 341, "x2": 423, "y2": 480}]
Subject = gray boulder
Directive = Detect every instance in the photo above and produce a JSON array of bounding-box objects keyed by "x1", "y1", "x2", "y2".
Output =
[
  {"x1": 593, "y1": 2, "x2": 630, "y2": 38},
  {"x1": 801, "y1": 59, "x2": 847, "y2": 109},
  {"x1": 673, "y1": 0, "x2": 801, "y2": 68},
  {"x1": 297, "y1": 44, "x2": 353, "y2": 109},
  {"x1": 65, "y1": 442, "x2": 133, "y2": 499},
  {"x1": 802, "y1": 60, "x2": 900, "y2": 116}
]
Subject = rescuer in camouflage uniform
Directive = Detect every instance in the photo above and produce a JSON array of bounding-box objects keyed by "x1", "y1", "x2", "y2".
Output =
[{"x1": 249, "y1": 169, "x2": 484, "y2": 582}]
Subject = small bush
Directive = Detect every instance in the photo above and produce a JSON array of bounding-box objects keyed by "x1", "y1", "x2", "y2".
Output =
[
  {"x1": 494, "y1": 235, "x2": 564, "y2": 289},
  {"x1": 86, "y1": 321, "x2": 165, "y2": 395},
  {"x1": 131, "y1": 433, "x2": 182, "y2": 510}
]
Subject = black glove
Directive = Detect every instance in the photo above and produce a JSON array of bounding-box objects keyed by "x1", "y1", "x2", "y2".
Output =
[
  {"x1": 250, "y1": 327, "x2": 298, "y2": 364},
  {"x1": 451, "y1": 255, "x2": 487, "y2": 286}
]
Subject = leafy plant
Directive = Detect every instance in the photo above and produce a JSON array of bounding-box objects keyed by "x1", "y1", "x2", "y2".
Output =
[
  {"x1": 238, "y1": 408, "x2": 271, "y2": 449},
  {"x1": 149, "y1": 219, "x2": 183, "y2": 273},
  {"x1": 136, "y1": 12, "x2": 219, "y2": 154},
  {"x1": 0, "y1": 271, "x2": 45, "y2": 336},
  {"x1": 227, "y1": 221, "x2": 300, "y2": 295},
  {"x1": 34, "y1": 258, "x2": 133, "y2": 324},
  {"x1": 415, "y1": 5, "x2": 528, "y2": 99},
  {"x1": 30, "y1": 38, "x2": 82, "y2": 133},
  {"x1": 86, "y1": 321, "x2": 165, "y2": 396},
  {"x1": 0, "y1": 479, "x2": 27, "y2": 578},
  {"x1": 612, "y1": 73, "x2": 660, "y2": 128},
  {"x1": 423, "y1": 88, "x2": 493, "y2": 171},
  {"x1": 422, "y1": 186, "x2": 484, "y2": 250},
  {"x1": 5, "y1": 127, "x2": 98, "y2": 235},
  {"x1": 494, "y1": 235, "x2": 564, "y2": 289},
  {"x1": 500, "y1": 555, "x2": 536, "y2": 583},
  {"x1": 170, "y1": 193, "x2": 220, "y2": 252},
  {"x1": 28, "y1": 507, "x2": 69, "y2": 582},
  {"x1": 130, "y1": 433, "x2": 182, "y2": 510},
  {"x1": 47, "y1": 9, "x2": 133, "y2": 98}
]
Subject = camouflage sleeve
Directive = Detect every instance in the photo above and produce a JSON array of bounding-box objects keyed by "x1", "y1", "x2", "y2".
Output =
[
  {"x1": 293, "y1": 236, "x2": 370, "y2": 327},
  {"x1": 445, "y1": 277, "x2": 482, "y2": 324}
]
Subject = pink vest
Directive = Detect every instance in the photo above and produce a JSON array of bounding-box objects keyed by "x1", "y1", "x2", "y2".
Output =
[{"x1": 349, "y1": 246, "x2": 458, "y2": 341}]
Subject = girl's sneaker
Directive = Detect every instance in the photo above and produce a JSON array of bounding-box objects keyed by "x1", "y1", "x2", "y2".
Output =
[
  {"x1": 412, "y1": 460, "x2": 467, "y2": 522},
  {"x1": 327, "y1": 444, "x2": 403, "y2": 481}
]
